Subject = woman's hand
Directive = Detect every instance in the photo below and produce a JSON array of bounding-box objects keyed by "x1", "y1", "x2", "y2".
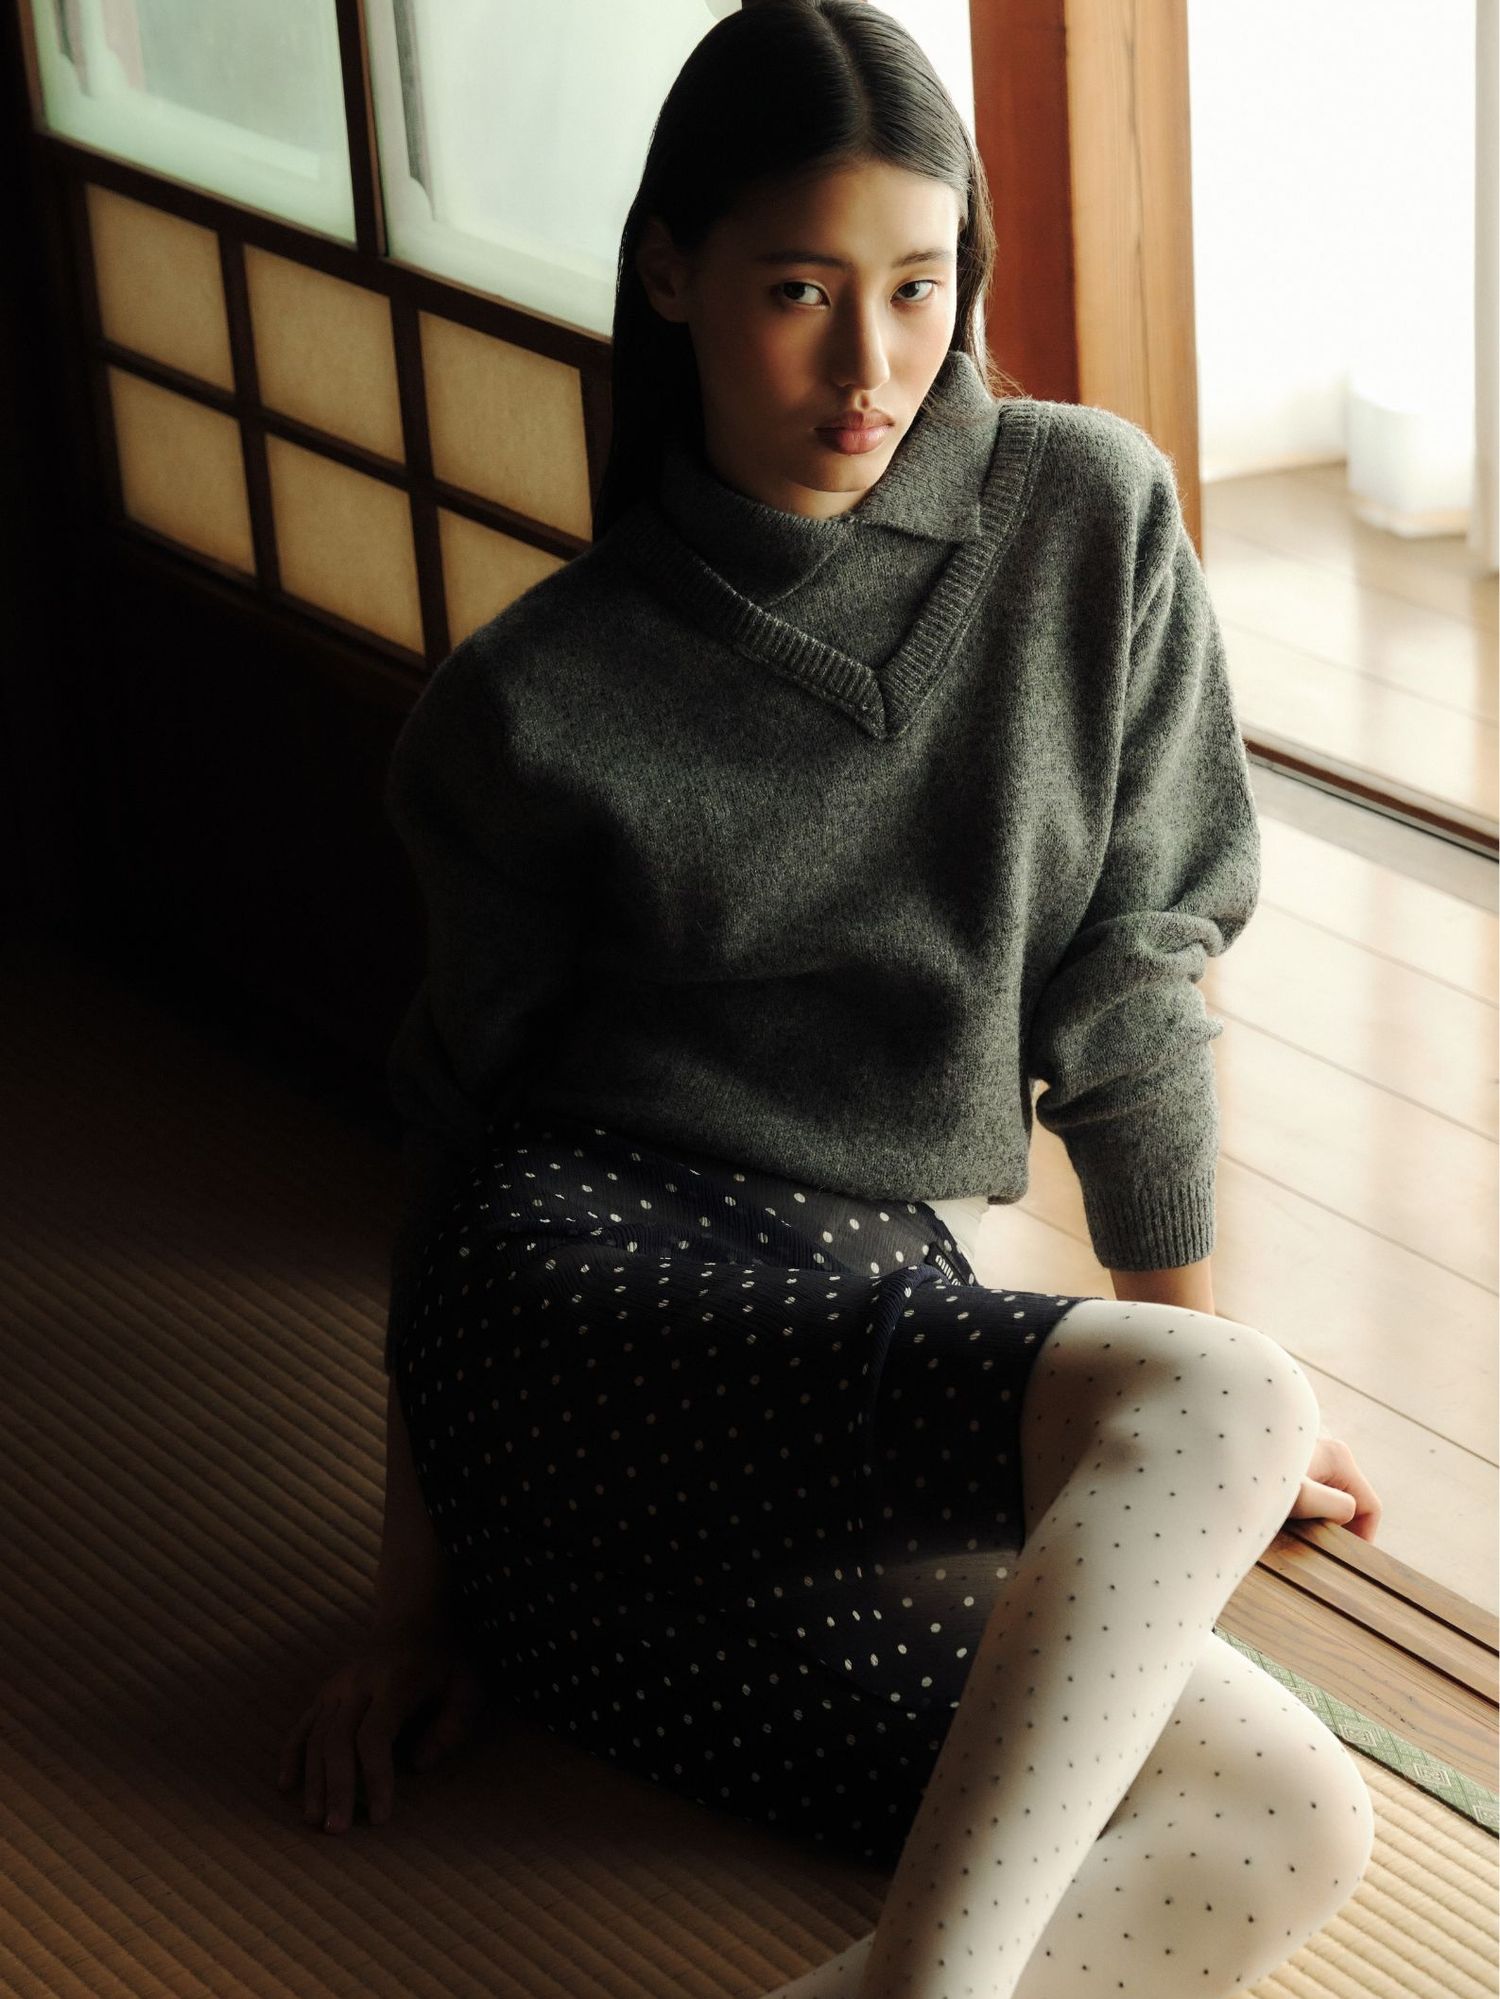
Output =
[
  {"x1": 278, "y1": 1611, "x2": 490, "y2": 1832},
  {"x1": 1285, "y1": 1431, "x2": 1383, "y2": 1542}
]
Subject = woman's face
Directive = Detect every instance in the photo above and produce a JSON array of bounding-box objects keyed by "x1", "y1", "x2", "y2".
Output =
[{"x1": 637, "y1": 158, "x2": 964, "y2": 520}]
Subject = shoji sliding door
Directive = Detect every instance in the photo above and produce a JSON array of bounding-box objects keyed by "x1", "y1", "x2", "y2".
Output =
[{"x1": 4, "y1": 0, "x2": 720, "y2": 1063}]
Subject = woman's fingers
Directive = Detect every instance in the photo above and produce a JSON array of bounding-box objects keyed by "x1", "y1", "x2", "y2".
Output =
[
  {"x1": 280, "y1": 1632, "x2": 480, "y2": 1834},
  {"x1": 1286, "y1": 1433, "x2": 1383, "y2": 1542},
  {"x1": 277, "y1": 1701, "x2": 319, "y2": 1790},
  {"x1": 1292, "y1": 1475, "x2": 1357, "y2": 1526},
  {"x1": 319, "y1": 1692, "x2": 372, "y2": 1831},
  {"x1": 357, "y1": 1704, "x2": 399, "y2": 1827},
  {"x1": 302, "y1": 1708, "x2": 329, "y2": 1825},
  {"x1": 1322, "y1": 1438, "x2": 1383, "y2": 1540}
]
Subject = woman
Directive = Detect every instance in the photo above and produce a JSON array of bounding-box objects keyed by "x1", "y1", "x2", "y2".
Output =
[{"x1": 281, "y1": 5, "x2": 1383, "y2": 1994}]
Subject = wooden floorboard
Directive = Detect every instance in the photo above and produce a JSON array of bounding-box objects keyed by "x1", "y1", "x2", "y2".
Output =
[{"x1": 1204, "y1": 463, "x2": 1498, "y2": 831}]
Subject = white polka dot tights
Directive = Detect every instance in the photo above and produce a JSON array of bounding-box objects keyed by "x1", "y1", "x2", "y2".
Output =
[{"x1": 759, "y1": 1297, "x2": 1376, "y2": 1999}]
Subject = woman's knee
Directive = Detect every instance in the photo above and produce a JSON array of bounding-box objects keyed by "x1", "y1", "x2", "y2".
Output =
[
  {"x1": 1020, "y1": 1296, "x2": 1321, "y2": 1533},
  {"x1": 1193, "y1": 1305, "x2": 1323, "y2": 1506},
  {"x1": 1188, "y1": 1634, "x2": 1377, "y2": 1921},
  {"x1": 1302, "y1": 1729, "x2": 1378, "y2": 1912},
  {"x1": 1098, "y1": 1628, "x2": 1375, "y2": 1951}
]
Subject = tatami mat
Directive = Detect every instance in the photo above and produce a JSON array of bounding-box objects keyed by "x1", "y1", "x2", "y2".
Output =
[{"x1": 3, "y1": 933, "x2": 1496, "y2": 1997}]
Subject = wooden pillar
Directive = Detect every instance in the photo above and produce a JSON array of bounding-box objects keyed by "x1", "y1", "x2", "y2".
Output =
[{"x1": 970, "y1": 0, "x2": 1204, "y2": 549}]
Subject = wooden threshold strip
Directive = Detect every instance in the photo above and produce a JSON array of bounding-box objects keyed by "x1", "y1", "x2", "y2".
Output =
[{"x1": 1220, "y1": 1519, "x2": 1499, "y2": 1798}]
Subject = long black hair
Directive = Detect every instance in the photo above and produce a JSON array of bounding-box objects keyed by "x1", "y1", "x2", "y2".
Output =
[{"x1": 591, "y1": 0, "x2": 1025, "y2": 540}]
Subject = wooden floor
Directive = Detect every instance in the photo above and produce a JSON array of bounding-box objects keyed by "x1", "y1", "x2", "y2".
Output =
[
  {"x1": 1201, "y1": 457, "x2": 1497, "y2": 846},
  {"x1": 967, "y1": 466, "x2": 1499, "y2": 1613}
]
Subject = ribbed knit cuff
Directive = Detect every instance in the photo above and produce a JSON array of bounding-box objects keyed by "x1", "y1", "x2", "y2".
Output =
[{"x1": 1078, "y1": 1170, "x2": 1218, "y2": 1273}]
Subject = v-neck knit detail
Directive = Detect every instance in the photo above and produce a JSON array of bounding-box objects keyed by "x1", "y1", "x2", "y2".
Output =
[{"x1": 610, "y1": 353, "x2": 1047, "y2": 741}]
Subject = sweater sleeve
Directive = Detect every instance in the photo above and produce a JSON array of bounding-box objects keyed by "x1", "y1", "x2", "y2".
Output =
[
  {"x1": 381, "y1": 634, "x2": 590, "y2": 1372},
  {"x1": 1023, "y1": 480, "x2": 1261, "y2": 1273}
]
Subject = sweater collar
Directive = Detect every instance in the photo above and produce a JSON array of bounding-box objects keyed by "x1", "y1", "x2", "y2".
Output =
[{"x1": 656, "y1": 347, "x2": 998, "y2": 600}]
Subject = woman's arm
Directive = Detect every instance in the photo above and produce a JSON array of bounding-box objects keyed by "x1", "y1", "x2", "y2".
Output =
[
  {"x1": 1108, "y1": 1255, "x2": 1215, "y2": 1314},
  {"x1": 370, "y1": 1378, "x2": 453, "y2": 1633},
  {"x1": 1025, "y1": 463, "x2": 1260, "y2": 1278}
]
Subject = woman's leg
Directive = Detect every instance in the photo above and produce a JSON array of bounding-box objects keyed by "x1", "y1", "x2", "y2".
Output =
[
  {"x1": 761, "y1": 1294, "x2": 1370, "y2": 1999},
  {"x1": 760, "y1": 1622, "x2": 1374, "y2": 1998},
  {"x1": 1012, "y1": 1622, "x2": 1376, "y2": 1996}
]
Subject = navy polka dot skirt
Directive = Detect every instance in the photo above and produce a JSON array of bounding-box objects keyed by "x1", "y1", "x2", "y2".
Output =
[{"x1": 391, "y1": 1109, "x2": 1098, "y2": 1869}]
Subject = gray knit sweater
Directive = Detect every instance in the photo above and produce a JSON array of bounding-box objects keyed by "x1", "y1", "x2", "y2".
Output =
[{"x1": 381, "y1": 348, "x2": 1260, "y2": 1371}]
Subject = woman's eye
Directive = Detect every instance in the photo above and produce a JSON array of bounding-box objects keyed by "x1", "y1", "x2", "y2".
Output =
[{"x1": 776, "y1": 277, "x2": 940, "y2": 308}]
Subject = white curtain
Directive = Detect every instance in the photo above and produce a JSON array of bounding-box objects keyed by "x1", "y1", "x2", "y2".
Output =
[{"x1": 1188, "y1": 0, "x2": 1496, "y2": 572}]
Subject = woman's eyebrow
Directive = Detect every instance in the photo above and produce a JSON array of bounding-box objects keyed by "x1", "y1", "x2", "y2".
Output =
[{"x1": 752, "y1": 246, "x2": 956, "y2": 269}]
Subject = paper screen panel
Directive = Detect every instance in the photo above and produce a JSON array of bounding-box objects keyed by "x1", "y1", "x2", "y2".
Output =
[
  {"x1": 266, "y1": 437, "x2": 423, "y2": 652},
  {"x1": 86, "y1": 184, "x2": 234, "y2": 391},
  {"x1": 363, "y1": 0, "x2": 718, "y2": 338},
  {"x1": 420, "y1": 316, "x2": 592, "y2": 540},
  {"x1": 108, "y1": 367, "x2": 254, "y2": 574},
  {"x1": 438, "y1": 509, "x2": 567, "y2": 646},
  {"x1": 244, "y1": 248, "x2": 405, "y2": 462},
  {"x1": 28, "y1": 0, "x2": 355, "y2": 242}
]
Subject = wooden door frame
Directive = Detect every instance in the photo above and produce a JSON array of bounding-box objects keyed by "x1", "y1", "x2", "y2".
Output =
[{"x1": 970, "y1": 0, "x2": 1204, "y2": 551}]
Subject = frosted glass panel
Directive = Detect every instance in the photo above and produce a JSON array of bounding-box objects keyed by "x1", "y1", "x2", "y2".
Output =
[
  {"x1": 245, "y1": 247, "x2": 405, "y2": 461},
  {"x1": 439, "y1": 509, "x2": 567, "y2": 647},
  {"x1": 364, "y1": 0, "x2": 721, "y2": 336},
  {"x1": 266, "y1": 437, "x2": 424, "y2": 652},
  {"x1": 87, "y1": 182, "x2": 233, "y2": 389},
  {"x1": 364, "y1": 0, "x2": 975, "y2": 336},
  {"x1": 422, "y1": 316, "x2": 592, "y2": 539},
  {"x1": 29, "y1": 0, "x2": 355, "y2": 242},
  {"x1": 108, "y1": 367, "x2": 254, "y2": 573}
]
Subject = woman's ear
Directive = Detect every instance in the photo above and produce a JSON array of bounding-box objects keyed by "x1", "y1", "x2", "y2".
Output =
[{"x1": 636, "y1": 215, "x2": 693, "y2": 324}]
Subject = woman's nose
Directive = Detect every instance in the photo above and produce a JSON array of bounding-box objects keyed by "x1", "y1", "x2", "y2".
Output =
[{"x1": 827, "y1": 302, "x2": 891, "y2": 394}]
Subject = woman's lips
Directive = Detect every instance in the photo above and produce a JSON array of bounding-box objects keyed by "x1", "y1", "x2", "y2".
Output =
[{"x1": 815, "y1": 421, "x2": 893, "y2": 455}]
